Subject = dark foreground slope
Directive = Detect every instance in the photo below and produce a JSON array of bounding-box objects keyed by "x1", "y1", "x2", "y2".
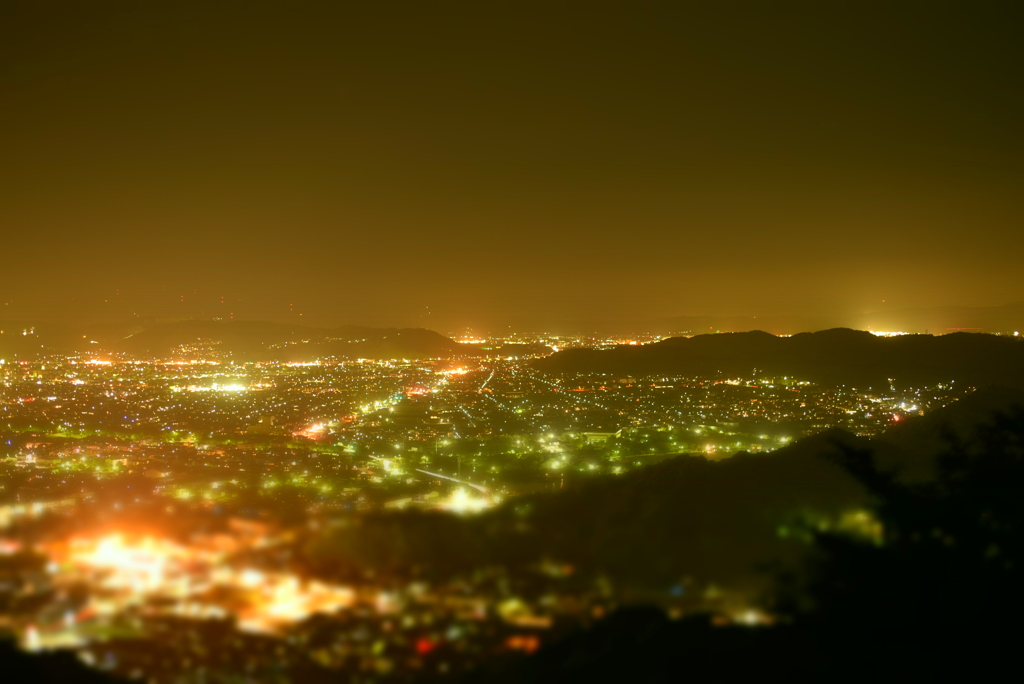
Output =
[
  {"x1": 873, "y1": 385, "x2": 1024, "y2": 480},
  {"x1": 534, "y1": 328, "x2": 1024, "y2": 389},
  {"x1": 0, "y1": 641, "x2": 119, "y2": 683},
  {"x1": 466, "y1": 391, "x2": 1024, "y2": 683}
]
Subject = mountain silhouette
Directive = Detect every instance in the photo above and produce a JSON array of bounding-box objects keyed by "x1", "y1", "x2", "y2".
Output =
[
  {"x1": 534, "y1": 328, "x2": 1024, "y2": 389},
  {"x1": 107, "y1": 320, "x2": 460, "y2": 360}
]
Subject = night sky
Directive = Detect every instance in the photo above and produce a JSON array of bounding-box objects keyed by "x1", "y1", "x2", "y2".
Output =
[{"x1": 3, "y1": 1, "x2": 1021, "y2": 332}]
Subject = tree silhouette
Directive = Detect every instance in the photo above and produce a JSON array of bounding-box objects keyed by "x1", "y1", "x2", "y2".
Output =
[{"x1": 775, "y1": 408, "x2": 1024, "y2": 680}]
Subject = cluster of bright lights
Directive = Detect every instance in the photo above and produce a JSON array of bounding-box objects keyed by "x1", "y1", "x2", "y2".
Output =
[
  {"x1": 294, "y1": 422, "x2": 327, "y2": 438},
  {"x1": 34, "y1": 533, "x2": 356, "y2": 644},
  {"x1": 184, "y1": 382, "x2": 248, "y2": 392},
  {"x1": 440, "y1": 487, "x2": 491, "y2": 514}
]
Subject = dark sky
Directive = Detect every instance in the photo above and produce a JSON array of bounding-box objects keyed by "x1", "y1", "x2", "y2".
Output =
[{"x1": 3, "y1": 1, "x2": 1022, "y2": 332}]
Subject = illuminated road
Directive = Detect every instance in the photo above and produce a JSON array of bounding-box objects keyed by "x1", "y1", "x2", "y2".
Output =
[{"x1": 414, "y1": 468, "x2": 490, "y2": 494}]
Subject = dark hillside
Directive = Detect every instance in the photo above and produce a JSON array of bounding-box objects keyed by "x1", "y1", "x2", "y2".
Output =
[{"x1": 535, "y1": 329, "x2": 1024, "y2": 389}]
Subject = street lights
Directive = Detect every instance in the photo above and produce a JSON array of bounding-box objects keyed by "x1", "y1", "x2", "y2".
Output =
[{"x1": 435, "y1": 438, "x2": 458, "y2": 479}]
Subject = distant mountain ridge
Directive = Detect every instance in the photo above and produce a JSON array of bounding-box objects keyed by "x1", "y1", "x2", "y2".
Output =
[
  {"x1": 0, "y1": 319, "x2": 462, "y2": 361},
  {"x1": 644, "y1": 302, "x2": 1024, "y2": 336},
  {"x1": 534, "y1": 328, "x2": 1024, "y2": 389},
  {"x1": 108, "y1": 320, "x2": 460, "y2": 361},
  {"x1": 0, "y1": 319, "x2": 552, "y2": 361}
]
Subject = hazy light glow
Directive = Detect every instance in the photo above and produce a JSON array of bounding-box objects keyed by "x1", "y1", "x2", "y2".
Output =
[{"x1": 40, "y1": 534, "x2": 356, "y2": 640}]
